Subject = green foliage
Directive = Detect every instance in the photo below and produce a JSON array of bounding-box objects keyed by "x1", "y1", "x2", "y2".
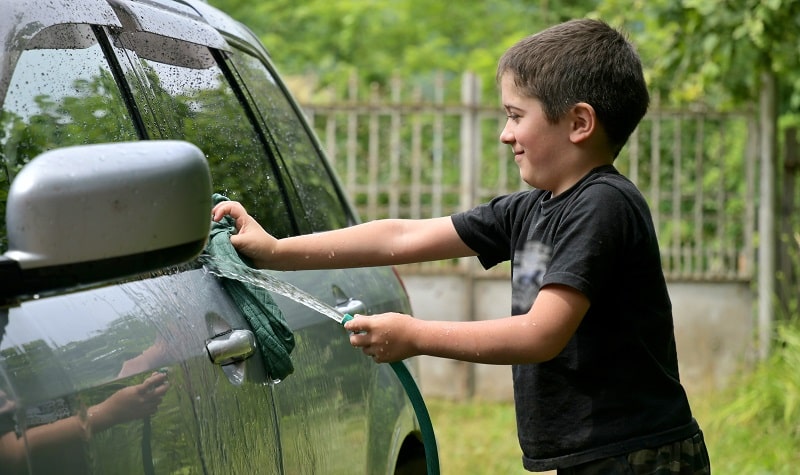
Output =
[
  {"x1": 596, "y1": 0, "x2": 800, "y2": 111},
  {"x1": 208, "y1": 0, "x2": 599, "y2": 98},
  {"x1": 211, "y1": 0, "x2": 800, "y2": 115},
  {"x1": 210, "y1": 0, "x2": 800, "y2": 111}
]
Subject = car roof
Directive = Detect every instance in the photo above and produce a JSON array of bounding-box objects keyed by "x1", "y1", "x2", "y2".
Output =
[{"x1": 0, "y1": 0, "x2": 261, "y2": 107}]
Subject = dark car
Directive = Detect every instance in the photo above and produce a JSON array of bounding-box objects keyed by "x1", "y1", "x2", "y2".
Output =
[{"x1": 0, "y1": 0, "x2": 429, "y2": 473}]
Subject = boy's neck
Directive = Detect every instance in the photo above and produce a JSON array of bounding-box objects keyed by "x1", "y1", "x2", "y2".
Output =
[{"x1": 549, "y1": 151, "x2": 613, "y2": 197}]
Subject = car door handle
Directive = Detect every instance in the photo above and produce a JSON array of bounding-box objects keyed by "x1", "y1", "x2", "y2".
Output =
[
  {"x1": 206, "y1": 329, "x2": 256, "y2": 365},
  {"x1": 335, "y1": 297, "x2": 365, "y2": 316},
  {"x1": 332, "y1": 284, "x2": 366, "y2": 316}
]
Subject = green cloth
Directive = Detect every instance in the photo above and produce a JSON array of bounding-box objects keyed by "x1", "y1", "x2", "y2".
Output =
[{"x1": 206, "y1": 194, "x2": 295, "y2": 380}]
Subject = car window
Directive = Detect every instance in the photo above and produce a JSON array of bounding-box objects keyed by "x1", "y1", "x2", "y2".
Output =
[
  {"x1": 228, "y1": 51, "x2": 353, "y2": 232},
  {"x1": 0, "y1": 24, "x2": 139, "y2": 253},
  {"x1": 108, "y1": 30, "x2": 296, "y2": 238}
]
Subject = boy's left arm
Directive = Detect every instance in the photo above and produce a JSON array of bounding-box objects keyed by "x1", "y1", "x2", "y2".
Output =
[{"x1": 344, "y1": 283, "x2": 588, "y2": 364}]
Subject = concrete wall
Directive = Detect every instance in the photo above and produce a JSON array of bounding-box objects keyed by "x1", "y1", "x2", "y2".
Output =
[{"x1": 400, "y1": 272, "x2": 755, "y2": 401}]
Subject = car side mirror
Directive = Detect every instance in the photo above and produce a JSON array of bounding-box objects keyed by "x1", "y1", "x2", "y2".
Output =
[{"x1": 0, "y1": 140, "x2": 212, "y2": 303}]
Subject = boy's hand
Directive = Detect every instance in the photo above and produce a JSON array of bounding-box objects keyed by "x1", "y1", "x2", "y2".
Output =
[
  {"x1": 211, "y1": 200, "x2": 278, "y2": 268},
  {"x1": 344, "y1": 312, "x2": 420, "y2": 363}
]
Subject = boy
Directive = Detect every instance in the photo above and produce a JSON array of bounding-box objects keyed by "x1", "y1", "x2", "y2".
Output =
[{"x1": 212, "y1": 19, "x2": 710, "y2": 474}]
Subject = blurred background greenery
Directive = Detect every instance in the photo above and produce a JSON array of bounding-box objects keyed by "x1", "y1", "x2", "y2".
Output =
[{"x1": 209, "y1": 0, "x2": 800, "y2": 114}]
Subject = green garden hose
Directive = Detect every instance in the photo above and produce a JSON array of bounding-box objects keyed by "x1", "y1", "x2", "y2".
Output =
[{"x1": 341, "y1": 314, "x2": 440, "y2": 475}]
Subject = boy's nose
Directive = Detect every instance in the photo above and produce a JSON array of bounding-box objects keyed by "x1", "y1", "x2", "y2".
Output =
[{"x1": 499, "y1": 124, "x2": 514, "y2": 144}]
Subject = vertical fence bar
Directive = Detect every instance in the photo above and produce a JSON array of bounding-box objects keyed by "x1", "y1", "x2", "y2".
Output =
[
  {"x1": 671, "y1": 115, "x2": 682, "y2": 276},
  {"x1": 693, "y1": 116, "x2": 705, "y2": 278},
  {"x1": 459, "y1": 72, "x2": 480, "y2": 212},
  {"x1": 716, "y1": 126, "x2": 727, "y2": 276},
  {"x1": 474, "y1": 86, "x2": 483, "y2": 204},
  {"x1": 324, "y1": 105, "x2": 337, "y2": 170},
  {"x1": 346, "y1": 73, "x2": 358, "y2": 200},
  {"x1": 411, "y1": 86, "x2": 423, "y2": 219},
  {"x1": 459, "y1": 72, "x2": 481, "y2": 278},
  {"x1": 496, "y1": 115, "x2": 509, "y2": 194},
  {"x1": 389, "y1": 76, "x2": 402, "y2": 218},
  {"x1": 758, "y1": 72, "x2": 777, "y2": 359},
  {"x1": 650, "y1": 96, "x2": 662, "y2": 244},
  {"x1": 744, "y1": 113, "x2": 758, "y2": 279},
  {"x1": 628, "y1": 127, "x2": 640, "y2": 186},
  {"x1": 367, "y1": 83, "x2": 380, "y2": 220},
  {"x1": 432, "y1": 72, "x2": 444, "y2": 218}
]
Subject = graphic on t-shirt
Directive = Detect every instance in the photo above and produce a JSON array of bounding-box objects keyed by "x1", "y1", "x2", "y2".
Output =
[{"x1": 512, "y1": 240, "x2": 551, "y2": 313}]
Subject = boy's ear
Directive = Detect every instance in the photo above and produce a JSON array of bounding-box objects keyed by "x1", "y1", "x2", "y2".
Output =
[{"x1": 568, "y1": 102, "x2": 596, "y2": 144}]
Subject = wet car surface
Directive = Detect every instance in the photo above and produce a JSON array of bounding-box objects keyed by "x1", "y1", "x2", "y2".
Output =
[{"x1": 0, "y1": 1, "x2": 427, "y2": 473}]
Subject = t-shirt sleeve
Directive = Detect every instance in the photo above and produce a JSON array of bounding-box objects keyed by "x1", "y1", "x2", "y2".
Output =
[
  {"x1": 541, "y1": 183, "x2": 642, "y2": 302},
  {"x1": 451, "y1": 193, "x2": 526, "y2": 270}
]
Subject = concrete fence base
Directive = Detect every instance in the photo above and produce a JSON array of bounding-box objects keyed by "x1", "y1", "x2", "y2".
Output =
[{"x1": 400, "y1": 272, "x2": 755, "y2": 402}]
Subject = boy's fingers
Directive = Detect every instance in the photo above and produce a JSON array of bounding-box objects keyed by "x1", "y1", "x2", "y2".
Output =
[
  {"x1": 347, "y1": 328, "x2": 368, "y2": 343},
  {"x1": 343, "y1": 314, "x2": 368, "y2": 332},
  {"x1": 211, "y1": 201, "x2": 244, "y2": 221},
  {"x1": 211, "y1": 203, "x2": 230, "y2": 221},
  {"x1": 346, "y1": 315, "x2": 372, "y2": 348}
]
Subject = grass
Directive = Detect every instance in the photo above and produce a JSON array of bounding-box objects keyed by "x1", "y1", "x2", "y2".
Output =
[
  {"x1": 426, "y1": 398, "x2": 532, "y2": 475},
  {"x1": 426, "y1": 323, "x2": 800, "y2": 475},
  {"x1": 693, "y1": 322, "x2": 800, "y2": 474}
]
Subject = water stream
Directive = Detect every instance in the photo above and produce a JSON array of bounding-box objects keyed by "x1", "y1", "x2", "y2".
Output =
[{"x1": 198, "y1": 254, "x2": 345, "y2": 323}]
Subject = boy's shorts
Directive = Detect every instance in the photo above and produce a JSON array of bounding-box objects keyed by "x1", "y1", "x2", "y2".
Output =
[{"x1": 558, "y1": 431, "x2": 711, "y2": 475}]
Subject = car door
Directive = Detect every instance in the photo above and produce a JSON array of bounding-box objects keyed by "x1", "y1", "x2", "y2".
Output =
[
  {"x1": 106, "y1": 21, "x2": 384, "y2": 474},
  {"x1": 222, "y1": 45, "x2": 420, "y2": 473},
  {"x1": 104, "y1": 3, "x2": 420, "y2": 472},
  {"x1": 0, "y1": 5, "x2": 283, "y2": 474}
]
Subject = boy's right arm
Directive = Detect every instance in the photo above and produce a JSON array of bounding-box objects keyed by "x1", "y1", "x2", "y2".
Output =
[{"x1": 211, "y1": 200, "x2": 476, "y2": 270}]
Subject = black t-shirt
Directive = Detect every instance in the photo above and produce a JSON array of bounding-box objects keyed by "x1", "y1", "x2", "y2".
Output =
[{"x1": 451, "y1": 165, "x2": 698, "y2": 470}]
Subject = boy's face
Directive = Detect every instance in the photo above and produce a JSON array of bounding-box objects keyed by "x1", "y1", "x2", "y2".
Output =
[{"x1": 499, "y1": 73, "x2": 573, "y2": 193}]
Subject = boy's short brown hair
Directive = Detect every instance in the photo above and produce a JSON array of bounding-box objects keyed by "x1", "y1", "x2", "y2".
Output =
[{"x1": 497, "y1": 19, "x2": 649, "y2": 157}]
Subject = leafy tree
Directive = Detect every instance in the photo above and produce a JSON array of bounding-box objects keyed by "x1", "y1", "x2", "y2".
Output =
[
  {"x1": 594, "y1": 0, "x2": 800, "y2": 112},
  {"x1": 208, "y1": 0, "x2": 599, "y2": 97}
]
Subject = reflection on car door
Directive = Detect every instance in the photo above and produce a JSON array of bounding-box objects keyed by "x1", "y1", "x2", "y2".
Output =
[{"x1": 0, "y1": 270, "x2": 283, "y2": 474}]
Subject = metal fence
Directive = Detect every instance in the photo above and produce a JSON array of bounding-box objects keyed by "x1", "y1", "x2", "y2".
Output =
[{"x1": 301, "y1": 72, "x2": 757, "y2": 281}]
